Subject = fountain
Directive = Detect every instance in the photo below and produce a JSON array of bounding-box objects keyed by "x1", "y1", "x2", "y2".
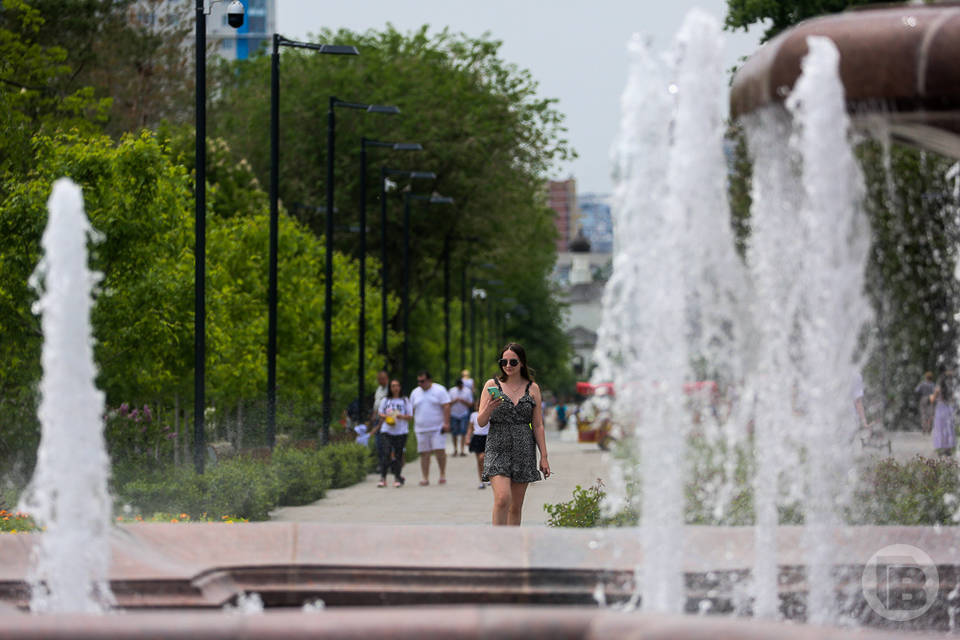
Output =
[
  {"x1": 19, "y1": 179, "x2": 114, "y2": 614},
  {"x1": 0, "y1": 4, "x2": 959, "y2": 638}
]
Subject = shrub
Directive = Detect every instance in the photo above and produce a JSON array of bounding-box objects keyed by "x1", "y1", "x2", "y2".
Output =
[
  {"x1": 116, "y1": 458, "x2": 280, "y2": 521},
  {"x1": 114, "y1": 442, "x2": 373, "y2": 521},
  {"x1": 118, "y1": 466, "x2": 205, "y2": 517},
  {"x1": 544, "y1": 482, "x2": 609, "y2": 528},
  {"x1": 319, "y1": 443, "x2": 374, "y2": 489},
  {"x1": 204, "y1": 458, "x2": 281, "y2": 521},
  {"x1": 271, "y1": 447, "x2": 332, "y2": 506},
  {"x1": 852, "y1": 455, "x2": 960, "y2": 525}
]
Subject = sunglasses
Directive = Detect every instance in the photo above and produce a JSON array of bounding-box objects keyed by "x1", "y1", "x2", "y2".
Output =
[
  {"x1": 417, "y1": 378, "x2": 428, "y2": 384},
  {"x1": 499, "y1": 358, "x2": 520, "y2": 367}
]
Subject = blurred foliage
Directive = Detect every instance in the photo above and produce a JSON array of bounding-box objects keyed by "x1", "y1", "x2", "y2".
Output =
[
  {"x1": 115, "y1": 442, "x2": 373, "y2": 520},
  {"x1": 1, "y1": 0, "x2": 194, "y2": 136},
  {"x1": 0, "y1": 508, "x2": 38, "y2": 533},
  {"x1": 548, "y1": 446, "x2": 960, "y2": 528},
  {"x1": 725, "y1": 0, "x2": 899, "y2": 43}
]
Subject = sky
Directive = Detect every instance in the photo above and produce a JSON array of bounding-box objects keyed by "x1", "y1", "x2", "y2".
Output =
[{"x1": 276, "y1": 1, "x2": 765, "y2": 196}]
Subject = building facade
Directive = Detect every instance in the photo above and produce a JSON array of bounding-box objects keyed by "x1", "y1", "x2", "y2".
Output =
[
  {"x1": 577, "y1": 193, "x2": 613, "y2": 254},
  {"x1": 547, "y1": 178, "x2": 579, "y2": 253}
]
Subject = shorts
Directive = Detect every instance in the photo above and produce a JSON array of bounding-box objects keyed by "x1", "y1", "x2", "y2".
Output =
[
  {"x1": 416, "y1": 430, "x2": 446, "y2": 452},
  {"x1": 468, "y1": 434, "x2": 487, "y2": 454},
  {"x1": 450, "y1": 415, "x2": 469, "y2": 436}
]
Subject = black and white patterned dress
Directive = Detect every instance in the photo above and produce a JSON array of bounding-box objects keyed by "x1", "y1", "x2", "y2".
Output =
[{"x1": 482, "y1": 379, "x2": 540, "y2": 483}]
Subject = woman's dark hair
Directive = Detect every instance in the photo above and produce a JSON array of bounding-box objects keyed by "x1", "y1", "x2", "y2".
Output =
[
  {"x1": 389, "y1": 379, "x2": 405, "y2": 399},
  {"x1": 939, "y1": 371, "x2": 954, "y2": 404},
  {"x1": 498, "y1": 342, "x2": 534, "y2": 382}
]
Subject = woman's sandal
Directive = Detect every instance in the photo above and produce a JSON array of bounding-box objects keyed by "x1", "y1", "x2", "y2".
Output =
[
  {"x1": 393, "y1": 481, "x2": 402, "y2": 488},
  {"x1": 419, "y1": 480, "x2": 429, "y2": 486},
  {"x1": 377, "y1": 479, "x2": 386, "y2": 488}
]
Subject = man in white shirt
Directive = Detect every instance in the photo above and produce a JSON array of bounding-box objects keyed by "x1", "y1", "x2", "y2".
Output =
[
  {"x1": 410, "y1": 370, "x2": 451, "y2": 485},
  {"x1": 371, "y1": 370, "x2": 389, "y2": 425},
  {"x1": 447, "y1": 379, "x2": 474, "y2": 456}
]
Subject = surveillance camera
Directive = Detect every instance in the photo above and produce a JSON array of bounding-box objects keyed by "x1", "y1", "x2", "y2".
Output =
[{"x1": 227, "y1": 0, "x2": 244, "y2": 28}]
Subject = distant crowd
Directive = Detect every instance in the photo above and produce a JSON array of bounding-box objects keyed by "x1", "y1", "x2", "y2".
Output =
[{"x1": 350, "y1": 369, "x2": 490, "y2": 490}]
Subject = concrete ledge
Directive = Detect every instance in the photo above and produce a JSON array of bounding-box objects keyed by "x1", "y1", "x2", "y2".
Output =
[
  {"x1": 0, "y1": 524, "x2": 957, "y2": 629},
  {"x1": 0, "y1": 607, "x2": 943, "y2": 639}
]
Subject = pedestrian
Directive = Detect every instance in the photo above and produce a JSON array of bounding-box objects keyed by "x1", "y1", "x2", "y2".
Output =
[
  {"x1": 410, "y1": 370, "x2": 451, "y2": 485},
  {"x1": 477, "y1": 343, "x2": 550, "y2": 526},
  {"x1": 353, "y1": 423, "x2": 370, "y2": 447},
  {"x1": 370, "y1": 369, "x2": 391, "y2": 472},
  {"x1": 448, "y1": 378, "x2": 474, "y2": 456},
  {"x1": 465, "y1": 400, "x2": 488, "y2": 489},
  {"x1": 461, "y1": 369, "x2": 474, "y2": 392},
  {"x1": 931, "y1": 370, "x2": 956, "y2": 456},
  {"x1": 915, "y1": 371, "x2": 935, "y2": 434},
  {"x1": 377, "y1": 379, "x2": 412, "y2": 488}
]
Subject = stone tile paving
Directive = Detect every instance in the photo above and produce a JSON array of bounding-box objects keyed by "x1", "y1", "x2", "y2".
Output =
[
  {"x1": 271, "y1": 431, "x2": 612, "y2": 526},
  {"x1": 271, "y1": 429, "x2": 943, "y2": 527}
]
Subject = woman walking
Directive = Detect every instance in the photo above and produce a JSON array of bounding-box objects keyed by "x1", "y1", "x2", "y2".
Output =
[
  {"x1": 377, "y1": 379, "x2": 412, "y2": 487},
  {"x1": 931, "y1": 370, "x2": 957, "y2": 456},
  {"x1": 476, "y1": 343, "x2": 550, "y2": 525}
]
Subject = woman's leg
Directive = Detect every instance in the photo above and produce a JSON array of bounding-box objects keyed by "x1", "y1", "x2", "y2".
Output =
[
  {"x1": 390, "y1": 435, "x2": 406, "y2": 480},
  {"x1": 490, "y1": 475, "x2": 512, "y2": 525},
  {"x1": 507, "y1": 481, "x2": 529, "y2": 526},
  {"x1": 476, "y1": 452, "x2": 485, "y2": 482},
  {"x1": 376, "y1": 433, "x2": 389, "y2": 479}
]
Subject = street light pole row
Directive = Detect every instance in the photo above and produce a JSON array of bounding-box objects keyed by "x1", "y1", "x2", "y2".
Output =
[
  {"x1": 321, "y1": 98, "x2": 401, "y2": 445},
  {"x1": 200, "y1": 18, "x2": 465, "y2": 457}
]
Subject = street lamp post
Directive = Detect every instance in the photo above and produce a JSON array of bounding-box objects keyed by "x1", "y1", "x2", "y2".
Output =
[
  {"x1": 357, "y1": 141, "x2": 422, "y2": 419},
  {"x1": 379, "y1": 169, "x2": 435, "y2": 358},
  {"x1": 460, "y1": 265, "x2": 467, "y2": 373},
  {"x1": 267, "y1": 35, "x2": 358, "y2": 451},
  {"x1": 194, "y1": 0, "x2": 244, "y2": 474},
  {"x1": 443, "y1": 245, "x2": 451, "y2": 385},
  {"x1": 322, "y1": 98, "x2": 400, "y2": 445},
  {"x1": 402, "y1": 193, "x2": 454, "y2": 390}
]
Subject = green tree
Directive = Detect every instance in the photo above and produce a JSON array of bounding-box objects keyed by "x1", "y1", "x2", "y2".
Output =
[
  {"x1": 1, "y1": 0, "x2": 195, "y2": 137},
  {"x1": 0, "y1": 0, "x2": 111, "y2": 184},
  {"x1": 208, "y1": 25, "x2": 575, "y2": 392},
  {"x1": 726, "y1": 0, "x2": 884, "y2": 42}
]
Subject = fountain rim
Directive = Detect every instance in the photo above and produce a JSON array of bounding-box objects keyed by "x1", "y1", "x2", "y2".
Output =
[{"x1": 729, "y1": 2, "x2": 960, "y2": 158}]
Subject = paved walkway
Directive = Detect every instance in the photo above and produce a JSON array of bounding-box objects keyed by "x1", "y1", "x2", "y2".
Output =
[
  {"x1": 270, "y1": 428, "x2": 942, "y2": 527},
  {"x1": 271, "y1": 429, "x2": 609, "y2": 526}
]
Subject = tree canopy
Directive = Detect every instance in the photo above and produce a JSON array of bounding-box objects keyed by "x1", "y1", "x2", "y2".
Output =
[
  {"x1": 0, "y1": 5, "x2": 576, "y2": 469},
  {"x1": 208, "y1": 25, "x2": 574, "y2": 391}
]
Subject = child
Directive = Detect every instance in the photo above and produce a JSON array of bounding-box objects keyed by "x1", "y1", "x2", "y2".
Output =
[
  {"x1": 465, "y1": 402, "x2": 488, "y2": 489},
  {"x1": 354, "y1": 423, "x2": 370, "y2": 447}
]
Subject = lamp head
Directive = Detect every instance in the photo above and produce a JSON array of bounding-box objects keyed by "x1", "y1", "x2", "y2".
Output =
[
  {"x1": 227, "y1": 0, "x2": 244, "y2": 28},
  {"x1": 367, "y1": 105, "x2": 401, "y2": 115}
]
